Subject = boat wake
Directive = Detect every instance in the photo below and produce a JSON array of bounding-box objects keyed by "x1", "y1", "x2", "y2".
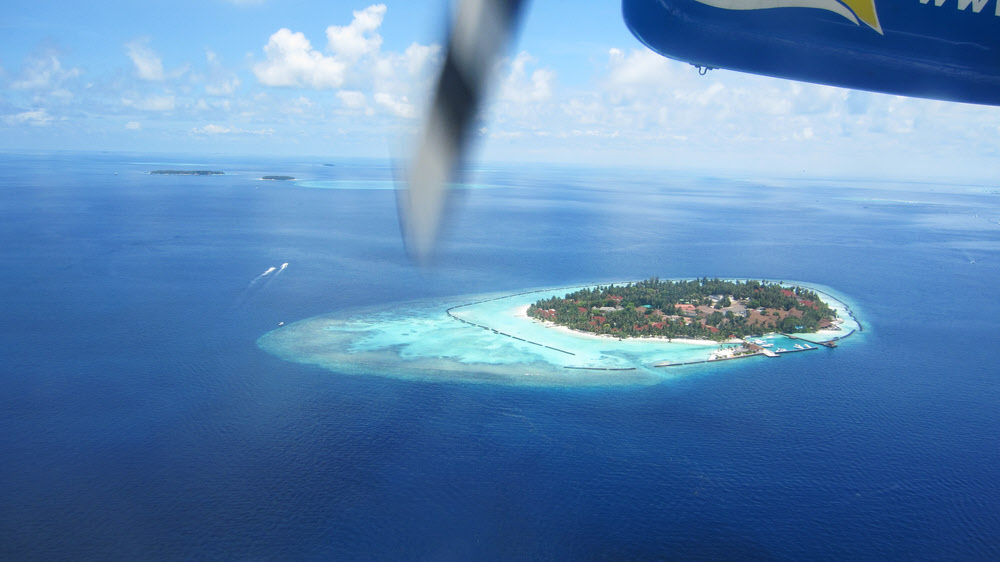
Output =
[
  {"x1": 250, "y1": 266, "x2": 277, "y2": 287},
  {"x1": 235, "y1": 263, "x2": 289, "y2": 307}
]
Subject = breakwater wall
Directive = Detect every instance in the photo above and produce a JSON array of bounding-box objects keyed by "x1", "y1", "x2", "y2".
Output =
[
  {"x1": 444, "y1": 283, "x2": 621, "y2": 357},
  {"x1": 808, "y1": 286, "x2": 863, "y2": 333}
]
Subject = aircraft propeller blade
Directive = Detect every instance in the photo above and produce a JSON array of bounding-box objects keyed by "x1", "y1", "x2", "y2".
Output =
[{"x1": 400, "y1": 0, "x2": 526, "y2": 263}]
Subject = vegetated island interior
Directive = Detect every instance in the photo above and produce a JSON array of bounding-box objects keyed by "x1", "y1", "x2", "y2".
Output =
[
  {"x1": 262, "y1": 175, "x2": 295, "y2": 181},
  {"x1": 528, "y1": 278, "x2": 839, "y2": 342},
  {"x1": 149, "y1": 170, "x2": 224, "y2": 175}
]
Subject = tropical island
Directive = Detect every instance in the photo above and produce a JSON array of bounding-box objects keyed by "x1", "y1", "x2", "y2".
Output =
[
  {"x1": 259, "y1": 279, "x2": 859, "y2": 385},
  {"x1": 150, "y1": 170, "x2": 224, "y2": 175},
  {"x1": 527, "y1": 277, "x2": 839, "y2": 342},
  {"x1": 262, "y1": 175, "x2": 295, "y2": 181}
]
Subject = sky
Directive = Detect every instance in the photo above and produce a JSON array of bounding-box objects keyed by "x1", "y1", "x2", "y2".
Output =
[{"x1": 2, "y1": 0, "x2": 1000, "y2": 177}]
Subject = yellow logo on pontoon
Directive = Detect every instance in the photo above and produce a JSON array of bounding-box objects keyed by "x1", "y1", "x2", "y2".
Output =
[{"x1": 692, "y1": 0, "x2": 882, "y2": 34}]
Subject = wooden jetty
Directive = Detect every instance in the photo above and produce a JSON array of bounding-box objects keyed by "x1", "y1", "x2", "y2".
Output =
[{"x1": 783, "y1": 333, "x2": 837, "y2": 348}]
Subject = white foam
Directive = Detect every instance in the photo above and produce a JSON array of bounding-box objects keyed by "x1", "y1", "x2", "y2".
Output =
[
  {"x1": 268, "y1": 262, "x2": 288, "y2": 282},
  {"x1": 236, "y1": 263, "x2": 288, "y2": 307},
  {"x1": 247, "y1": 266, "x2": 276, "y2": 288}
]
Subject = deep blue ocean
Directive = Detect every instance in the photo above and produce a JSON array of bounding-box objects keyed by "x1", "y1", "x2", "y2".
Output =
[{"x1": 2, "y1": 151, "x2": 998, "y2": 559}]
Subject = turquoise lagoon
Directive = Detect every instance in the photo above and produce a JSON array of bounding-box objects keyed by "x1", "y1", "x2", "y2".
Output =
[{"x1": 258, "y1": 281, "x2": 861, "y2": 386}]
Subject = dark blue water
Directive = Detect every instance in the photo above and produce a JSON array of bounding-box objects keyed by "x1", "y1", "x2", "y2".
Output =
[{"x1": 2, "y1": 152, "x2": 998, "y2": 559}]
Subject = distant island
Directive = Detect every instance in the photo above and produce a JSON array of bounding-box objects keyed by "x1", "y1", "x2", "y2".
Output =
[
  {"x1": 262, "y1": 175, "x2": 295, "y2": 181},
  {"x1": 528, "y1": 277, "x2": 839, "y2": 342},
  {"x1": 150, "y1": 170, "x2": 224, "y2": 175}
]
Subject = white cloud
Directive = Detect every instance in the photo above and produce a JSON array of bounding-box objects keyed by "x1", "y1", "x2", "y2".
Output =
[
  {"x1": 12, "y1": 52, "x2": 82, "y2": 90},
  {"x1": 468, "y1": 44, "x2": 1000, "y2": 172},
  {"x1": 126, "y1": 39, "x2": 165, "y2": 81},
  {"x1": 121, "y1": 95, "x2": 176, "y2": 111},
  {"x1": 125, "y1": 121, "x2": 141, "y2": 130},
  {"x1": 193, "y1": 97, "x2": 232, "y2": 112},
  {"x1": 194, "y1": 124, "x2": 231, "y2": 134},
  {"x1": 205, "y1": 79, "x2": 240, "y2": 96},
  {"x1": 369, "y1": 42, "x2": 441, "y2": 112},
  {"x1": 253, "y1": 28, "x2": 347, "y2": 88},
  {"x1": 478, "y1": 51, "x2": 557, "y2": 137},
  {"x1": 605, "y1": 48, "x2": 677, "y2": 99},
  {"x1": 369, "y1": 42, "x2": 439, "y2": 91},
  {"x1": 204, "y1": 51, "x2": 241, "y2": 96},
  {"x1": 400, "y1": 42, "x2": 439, "y2": 77},
  {"x1": 563, "y1": 48, "x2": 809, "y2": 136},
  {"x1": 374, "y1": 92, "x2": 416, "y2": 118},
  {"x1": 253, "y1": 4, "x2": 439, "y2": 122},
  {"x1": 337, "y1": 90, "x2": 367, "y2": 108},
  {"x1": 499, "y1": 52, "x2": 554, "y2": 104},
  {"x1": 5, "y1": 109, "x2": 56, "y2": 126},
  {"x1": 326, "y1": 4, "x2": 385, "y2": 62},
  {"x1": 191, "y1": 124, "x2": 274, "y2": 135},
  {"x1": 252, "y1": 5, "x2": 397, "y2": 90},
  {"x1": 280, "y1": 96, "x2": 314, "y2": 114},
  {"x1": 337, "y1": 90, "x2": 375, "y2": 116}
]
